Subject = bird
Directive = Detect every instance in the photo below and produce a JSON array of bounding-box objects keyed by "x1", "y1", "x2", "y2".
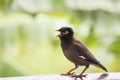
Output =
[{"x1": 55, "y1": 27, "x2": 108, "y2": 79}]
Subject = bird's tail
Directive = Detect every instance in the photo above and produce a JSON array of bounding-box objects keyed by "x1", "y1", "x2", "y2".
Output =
[{"x1": 97, "y1": 63, "x2": 108, "y2": 72}]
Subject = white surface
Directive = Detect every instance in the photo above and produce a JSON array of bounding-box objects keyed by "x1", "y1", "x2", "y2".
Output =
[{"x1": 0, "y1": 73, "x2": 120, "y2": 80}]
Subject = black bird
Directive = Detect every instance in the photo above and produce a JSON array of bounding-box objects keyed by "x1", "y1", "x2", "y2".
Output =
[{"x1": 56, "y1": 27, "x2": 108, "y2": 79}]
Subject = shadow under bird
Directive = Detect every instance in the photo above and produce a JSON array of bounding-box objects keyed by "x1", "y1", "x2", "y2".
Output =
[{"x1": 55, "y1": 27, "x2": 108, "y2": 79}]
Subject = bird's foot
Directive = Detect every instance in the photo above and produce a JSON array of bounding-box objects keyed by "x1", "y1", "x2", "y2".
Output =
[
  {"x1": 61, "y1": 72, "x2": 75, "y2": 76},
  {"x1": 71, "y1": 74, "x2": 87, "y2": 80}
]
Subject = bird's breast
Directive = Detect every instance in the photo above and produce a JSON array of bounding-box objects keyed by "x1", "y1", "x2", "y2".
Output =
[
  {"x1": 61, "y1": 42, "x2": 77, "y2": 61},
  {"x1": 62, "y1": 47, "x2": 77, "y2": 63}
]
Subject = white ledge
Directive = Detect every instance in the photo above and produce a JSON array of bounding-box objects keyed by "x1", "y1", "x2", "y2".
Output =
[{"x1": 0, "y1": 72, "x2": 120, "y2": 80}]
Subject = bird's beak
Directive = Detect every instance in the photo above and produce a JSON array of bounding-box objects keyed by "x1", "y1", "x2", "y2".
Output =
[
  {"x1": 55, "y1": 30, "x2": 61, "y2": 37},
  {"x1": 55, "y1": 30, "x2": 60, "y2": 32}
]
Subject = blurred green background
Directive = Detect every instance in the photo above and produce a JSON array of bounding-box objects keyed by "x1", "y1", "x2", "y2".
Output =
[{"x1": 0, "y1": 0, "x2": 120, "y2": 77}]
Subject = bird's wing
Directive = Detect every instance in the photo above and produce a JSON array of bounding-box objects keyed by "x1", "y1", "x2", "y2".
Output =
[{"x1": 73, "y1": 41, "x2": 99, "y2": 64}]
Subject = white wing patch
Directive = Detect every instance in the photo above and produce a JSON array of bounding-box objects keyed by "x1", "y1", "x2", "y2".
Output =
[{"x1": 79, "y1": 56, "x2": 86, "y2": 59}]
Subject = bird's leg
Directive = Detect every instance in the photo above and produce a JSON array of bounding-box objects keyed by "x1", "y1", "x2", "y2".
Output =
[
  {"x1": 61, "y1": 66, "x2": 78, "y2": 76},
  {"x1": 72, "y1": 66, "x2": 89, "y2": 79},
  {"x1": 61, "y1": 67, "x2": 76, "y2": 76}
]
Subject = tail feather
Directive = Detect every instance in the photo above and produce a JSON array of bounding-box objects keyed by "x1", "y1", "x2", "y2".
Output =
[{"x1": 98, "y1": 63, "x2": 108, "y2": 72}]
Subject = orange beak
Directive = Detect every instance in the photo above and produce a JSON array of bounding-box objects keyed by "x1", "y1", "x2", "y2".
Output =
[{"x1": 55, "y1": 30, "x2": 61, "y2": 37}]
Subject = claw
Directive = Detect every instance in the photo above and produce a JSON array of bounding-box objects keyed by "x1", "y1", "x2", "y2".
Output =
[
  {"x1": 61, "y1": 72, "x2": 75, "y2": 76},
  {"x1": 71, "y1": 74, "x2": 87, "y2": 80}
]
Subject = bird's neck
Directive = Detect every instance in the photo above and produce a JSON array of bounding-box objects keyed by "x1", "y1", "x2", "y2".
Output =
[{"x1": 60, "y1": 36, "x2": 75, "y2": 49}]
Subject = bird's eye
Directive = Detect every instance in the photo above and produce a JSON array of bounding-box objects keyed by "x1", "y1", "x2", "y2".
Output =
[{"x1": 63, "y1": 30, "x2": 69, "y2": 35}]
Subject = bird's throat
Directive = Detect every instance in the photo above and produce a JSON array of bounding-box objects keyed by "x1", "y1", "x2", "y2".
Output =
[{"x1": 60, "y1": 36, "x2": 74, "y2": 48}]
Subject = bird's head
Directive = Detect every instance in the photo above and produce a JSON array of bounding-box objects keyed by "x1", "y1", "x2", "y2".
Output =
[{"x1": 55, "y1": 27, "x2": 74, "y2": 39}]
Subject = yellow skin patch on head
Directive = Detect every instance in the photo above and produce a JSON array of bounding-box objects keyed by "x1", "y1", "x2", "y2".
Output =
[
  {"x1": 55, "y1": 30, "x2": 69, "y2": 37},
  {"x1": 63, "y1": 30, "x2": 69, "y2": 35}
]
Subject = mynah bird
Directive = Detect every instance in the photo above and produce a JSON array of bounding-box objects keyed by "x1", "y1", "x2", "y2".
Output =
[{"x1": 56, "y1": 27, "x2": 108, "y2": 79}]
